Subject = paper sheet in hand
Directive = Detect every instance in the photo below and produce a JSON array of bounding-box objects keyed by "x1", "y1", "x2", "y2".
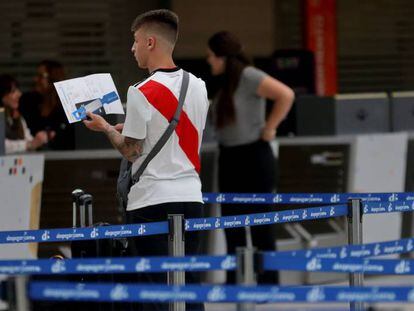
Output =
[{"x1": 54, "y1": 73, "x2": 124, "y2": 123}]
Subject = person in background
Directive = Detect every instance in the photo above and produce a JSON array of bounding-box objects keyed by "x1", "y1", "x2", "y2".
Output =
[
  {"x1": 0, "y1": 74, "x2": 48, "y2": 153},
  {"x1": 206, "y1": 31, "x2": 295, "y2": 283},
  {"x1": 19, "y1": 60, "x2": 75, "y2": 150}
]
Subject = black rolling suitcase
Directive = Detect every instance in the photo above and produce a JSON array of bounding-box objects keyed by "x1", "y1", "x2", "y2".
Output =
[
  {"x1": 71, "y1": 191, "x2": 128, "y2": 259},
  {"x1": 70, "y1": 191, "x2": 129, "y2": 311}
]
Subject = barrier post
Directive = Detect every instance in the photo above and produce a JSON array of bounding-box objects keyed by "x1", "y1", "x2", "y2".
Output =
[
  {"x1": 168, "y1": 214, "x2": 185, "y2": 311},
  {"x1": 347, "y1": 199, "x2": 364, "y2": 311},
  {"x1": 7, "y1": 276, "x2": 30, "y2": 311},
  {"x1": 236, "y1": 247, "x2": 257, "y2": 311}
]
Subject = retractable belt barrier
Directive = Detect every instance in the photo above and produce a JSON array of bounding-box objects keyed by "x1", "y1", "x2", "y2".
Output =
[
  {"x1": 4, "y1": 192, "x2": 414, "y2": 309},
  {"x1": 363, "y1": 201, "x2": 414, "y2": 214},
  {"x1": 185, "y1": 204, "x2": 347, "y2": 231},
  {"x1": 0, "y1": 237, "x2": 413, "y2": 276},
  {"x1": 0, "y1": 222, "x2": 169, "y2": 244},
  {"x1": 0, "y1": 255, "x2": 236, "y2": 275},
  {"x1": 1, "y1": 201, "x2": 412, "y2": 245},
  {"x1": 202, "y1": 192, "x2": 414, "y2": 205},
  {"x1": 263, "y1": 257, "x2": 414, "y2": 275},
  {"x1": 29, "y1": 282, "x2": 414, "y2": 303},
  {"x1": 2, "y1": 192, "x2": 414, "y2": 245},
  {"x1": 0, "y1": 204, "x2": 347, "y2": 244},
  {"x1": 270, "y1": 237, "x2": 414, "y2": 260}
]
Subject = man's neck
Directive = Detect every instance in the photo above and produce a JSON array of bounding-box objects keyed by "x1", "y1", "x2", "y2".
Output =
[{"x1": 147, "y1": 54, "x2": 176, "y2": 74}]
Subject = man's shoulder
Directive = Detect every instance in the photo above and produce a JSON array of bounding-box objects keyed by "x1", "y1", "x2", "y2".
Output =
[
  {"x1": 132, "y1": 76, "x2": 152, "y2": 88},
  {"x1": 131, "y1": 70, "x2": 207, "y2": 98}
]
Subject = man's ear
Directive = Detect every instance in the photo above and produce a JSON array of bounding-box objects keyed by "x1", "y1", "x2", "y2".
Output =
[{"x1": 147, "y1": 36, "x2": 156, "y2": 50}]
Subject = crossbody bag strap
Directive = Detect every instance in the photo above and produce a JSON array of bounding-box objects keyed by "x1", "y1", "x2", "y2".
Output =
[{"x1": 131, "y1": 70, "x2": 190, "y2": 184}]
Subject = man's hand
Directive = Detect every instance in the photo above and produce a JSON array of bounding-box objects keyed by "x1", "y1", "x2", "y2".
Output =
[
  {"x1": 114, "y1": 123, "x2": 124, "y2": 133},
  {"x1": 83, "y1": 112, "x2": 109, "y2": 132}
]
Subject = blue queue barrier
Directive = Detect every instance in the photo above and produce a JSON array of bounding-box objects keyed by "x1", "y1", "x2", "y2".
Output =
[
  {"x1": 29, "y1": 282, "x2": 414, "y2": 304},
  {"x1": 202, "y1": 192, "x2": 414, "y2": 205},
  {"x1": 1, "y1": 237, "x2": 414, "y2": 276},
  {"x1": 0, "y1": 203, "x2": 348, "y2": 244},
  {"x1": 3, "y1": 192, "x2": 414, "y2": 309}
]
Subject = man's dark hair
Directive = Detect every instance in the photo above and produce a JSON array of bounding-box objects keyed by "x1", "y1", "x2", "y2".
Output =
[{"x1": 131, "y1": 9, "x2": 179, "y2": 45}]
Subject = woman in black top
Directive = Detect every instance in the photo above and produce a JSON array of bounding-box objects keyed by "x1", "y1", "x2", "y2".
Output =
[{"x1": 19, "y1": 60, "x2": 75, "y2": 150}]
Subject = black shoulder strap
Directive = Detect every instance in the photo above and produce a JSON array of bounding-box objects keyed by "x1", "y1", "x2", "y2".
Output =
[{"x1": 131, "y1": 70, "x2": 190, "y2": 184}]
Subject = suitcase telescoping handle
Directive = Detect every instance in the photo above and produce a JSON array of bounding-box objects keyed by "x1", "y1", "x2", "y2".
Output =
[
  {"x1": 71, "y1": 189, "x2": 84, "y2": 228},
  {"x1": 78, "y1": 194, "x2": 93, "y2": 227}
]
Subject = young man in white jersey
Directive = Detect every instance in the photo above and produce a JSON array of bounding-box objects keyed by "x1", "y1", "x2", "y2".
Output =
[{"x1": 84, "y1": 9, "x2": 208, "y2": 311}]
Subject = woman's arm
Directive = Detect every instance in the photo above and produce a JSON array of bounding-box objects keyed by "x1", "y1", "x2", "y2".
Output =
[
  {"x1": 5, "y1": 139, "x2": 27, "y2": 154},
  {"x1": 257, "y1": 76, "x2": 295, "y2": 141},
  {"x1": 5, "y1": 118, "x2": 42, "y2": 154}
]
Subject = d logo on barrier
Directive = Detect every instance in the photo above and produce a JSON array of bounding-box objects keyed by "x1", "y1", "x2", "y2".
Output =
[
  {"x1": 306, "y1": 258, "x2": 322, "y2": 271},
  {"x1": 220, "y1": 256, "x2": 236, "y2": 270},
  {"x1": 395, "y1": 260, "x2": 410, "y2": 274},
  {"x1": 42, "y1": 230, "x2": 50, "y2": 241},
  {"x1": 244, "y1": 216, "x2": 250, "y2": 226},
  {"x1": 374, "y1": 244, "x2": 381, "y2": 256},
  {"x1": 138, "y1": 225, "x2": 146, "y2": 235},
  {"x1": 306, "y1": 287, "x2": 325, "y2": 302},
  {"x1": 339, "y1": 246, "x2": 348, "y2": 259},
  {"x1": 135, "y1": 258, "x2": 151, "y2": 272},
  {"x1": 388, "y1": 193, "x2": 399, "y2": 202},
  {"x1": 51, "y1": 260, "x2": 66, "y2": 274},
  {"x1": 90, "y1": 228, "x2": 99, "y2": 238},
  {"x1": 207, "y1": 286, "x2": 226, "y2": 302},
  {"x1": 302, "y1": 209, "x2": 308, "y2": 219},
  {"x1": 110, "y1": 284, "x2": 129, "y2": 301},
  {"x1": 214, "y1": 218, "x2": 221, "y2": 228},
  {"x1": 330, "y1": 194, "x2": 340, "y2": 203},
  {"x1": 216, "y1": 194, "x2": 226, "y2": 203},
  {"x1": 408, "y1": 240, "x2": 414, "y2": 252},
  {"x1": 273, "y1": 195, "x2": 283, "y2": 203}
]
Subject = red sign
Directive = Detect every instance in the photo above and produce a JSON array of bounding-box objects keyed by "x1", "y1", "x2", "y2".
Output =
[{"x1": 305, "y1": 0, "x2": 337, "y2": 96}]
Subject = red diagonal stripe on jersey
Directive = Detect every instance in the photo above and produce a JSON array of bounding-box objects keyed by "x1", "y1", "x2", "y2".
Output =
[{"x1": 138, "y1": 79, "x2": 200, "y2": 173}]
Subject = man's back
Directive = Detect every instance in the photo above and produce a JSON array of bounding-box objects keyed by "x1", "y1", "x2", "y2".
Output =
[{"x1": 122, "y1": 68, "x2": 209, "y2": 211}]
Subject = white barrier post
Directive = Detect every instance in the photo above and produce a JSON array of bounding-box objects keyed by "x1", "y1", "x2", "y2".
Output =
[
  {"x1": 7, "y1": 276, "x2": 30, "y2": 311},
  {"x1": 348, "y1": 199, "x2": 364, "y2": 311},
  {"x1": 236, "y1": 247, "x2": 257, "y2": 311},
  {"x1": 168, "y1": 214, "x2": 185, "y2": 311}
]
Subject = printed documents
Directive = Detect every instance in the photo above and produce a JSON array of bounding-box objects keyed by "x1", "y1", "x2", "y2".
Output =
[{"x1": 54, "y1": 73, "x2": 124, "y2": 123}]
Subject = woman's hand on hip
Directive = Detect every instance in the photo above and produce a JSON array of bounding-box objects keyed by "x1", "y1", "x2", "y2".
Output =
[{"x1": 261, "y1": 127, "x2": 277, "y2": 141}]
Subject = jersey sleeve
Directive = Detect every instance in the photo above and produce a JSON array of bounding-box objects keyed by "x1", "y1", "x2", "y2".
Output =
[
  {"x1": 122, "y1": 86, "x2": 151, "y2": 139},
  {"x1": 243, "y1": 66, "x2": 268, "y2": 95}
]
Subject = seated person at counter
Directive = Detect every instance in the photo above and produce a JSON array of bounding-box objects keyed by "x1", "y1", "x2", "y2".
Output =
[
  {"x1": 0, "y1": 74, "x2": 48, "y2": 153},
  {"x1": 19, "y1": 60, "x2": 75, "y2": 150}
]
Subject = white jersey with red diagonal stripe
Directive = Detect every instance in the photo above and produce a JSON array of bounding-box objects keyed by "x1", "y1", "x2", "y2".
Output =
[{"x1": 122, "y1": 68, "x2": 209, "y2": 211}]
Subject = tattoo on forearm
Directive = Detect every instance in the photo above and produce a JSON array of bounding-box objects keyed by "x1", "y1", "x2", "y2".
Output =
[{"x1": 105, "y1": 126, "x2": 143, "y2": 162}]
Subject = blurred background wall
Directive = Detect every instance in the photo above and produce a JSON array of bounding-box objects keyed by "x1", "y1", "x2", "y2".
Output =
[{"x1": 2, "y1": 0, "x2": 414, "y2": 99}]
